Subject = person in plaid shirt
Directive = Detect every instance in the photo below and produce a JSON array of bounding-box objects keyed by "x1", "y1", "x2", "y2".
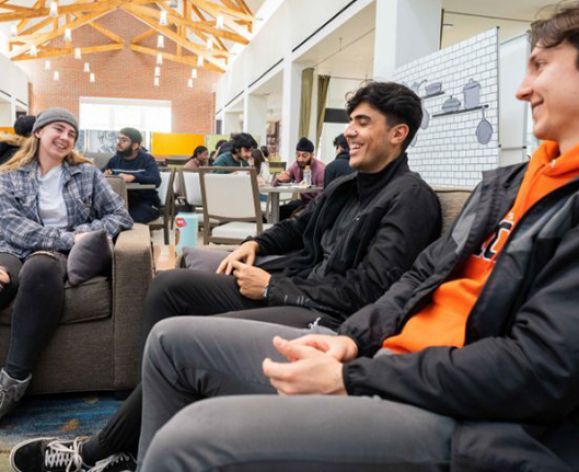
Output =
[{"x1": 0, "y1": 107, "x2": 132, "y2": 421}]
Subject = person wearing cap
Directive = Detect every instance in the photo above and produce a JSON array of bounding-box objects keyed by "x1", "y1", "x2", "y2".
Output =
[
  {"x1": 104, "y1": 127, "x2": 162, "y2": 223},
  {"x1": 0, "y1": 115, "x2": 36, "y2": 166},
  {"x1": 0, "y1": 107, "x2": 132, "y2": 420},
  {"x1": 274, "y1": 137, "x2": 325, "y2": 220}
]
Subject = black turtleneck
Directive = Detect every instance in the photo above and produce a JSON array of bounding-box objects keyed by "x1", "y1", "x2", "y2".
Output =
[{"x1": 356, "y1": 152, "x2": 409, "y2": 204}]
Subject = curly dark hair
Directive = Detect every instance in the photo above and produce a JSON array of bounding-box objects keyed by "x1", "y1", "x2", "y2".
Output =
[
  {"x1": 230, "y1": 132, "x2": 258, "y2": 153},
  {"x1": 346, "y1": 81, "x2": 422, "y2": 152}
]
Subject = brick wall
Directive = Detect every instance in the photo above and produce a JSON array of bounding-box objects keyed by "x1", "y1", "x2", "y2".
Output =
[
  {"x1": 394, "y1": 29, "x2": 500, "y2": 189},
  {"x1": 17, "y1": 9, "x2": 220, "y2": 134}
]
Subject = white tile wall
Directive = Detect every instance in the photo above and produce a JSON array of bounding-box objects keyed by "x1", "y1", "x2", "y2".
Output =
[{"x1": 394, "y1": 29, "x2": 500, "y2": 189}]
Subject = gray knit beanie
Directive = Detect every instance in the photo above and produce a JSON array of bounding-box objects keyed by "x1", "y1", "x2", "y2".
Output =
[{"x1": 32, "y1": 107, "x2": 79, "y2": 139}]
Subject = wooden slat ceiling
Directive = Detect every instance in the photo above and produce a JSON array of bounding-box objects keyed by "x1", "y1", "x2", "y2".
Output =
[{"x1": 0, "y1": 0, "x2": 256, "y2": 72}]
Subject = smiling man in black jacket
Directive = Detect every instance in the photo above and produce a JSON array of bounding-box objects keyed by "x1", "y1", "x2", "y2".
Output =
[
  {"x1": 123, "y1": 4, "x2": 579, "y2": 471},
  {"x1": 9, "y1": 81, "x2": 441, "y2": 471}
]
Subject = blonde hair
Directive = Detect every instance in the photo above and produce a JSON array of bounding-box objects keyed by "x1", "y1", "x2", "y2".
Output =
[{"x1": 0, "y1": 135, "x2": 91, "y2": 173}]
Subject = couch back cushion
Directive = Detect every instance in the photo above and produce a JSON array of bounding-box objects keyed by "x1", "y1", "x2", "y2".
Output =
[{"x1": 435, "y1": 188, "x2": 472, "y2": 235}]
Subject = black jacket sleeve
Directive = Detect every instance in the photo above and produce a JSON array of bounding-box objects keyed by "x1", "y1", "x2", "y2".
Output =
[
  {"x1": 267, "y1": 180, "x2": 441, "y2": 317},
  {"x1": 133, "y1": 154, "x2": 161, "y2": 186},
  {"x1": 342, "y1": 224, "x2": 579, "y2": 423}
]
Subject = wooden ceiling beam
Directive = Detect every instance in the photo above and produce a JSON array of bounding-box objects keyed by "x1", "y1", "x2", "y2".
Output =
[
  {"x1": 12, "y1": 42, "x2": 123, "y2": 60},
  {"x1": 16, "y1": 0, "x2": 43, "y2": 32},
  {"x1": 89, "y1": 21, "x2": 124, "y2": 44},
  {"x1": 121, "y1": 4, "x2": 226, "y2": 71},
  {"x1": 191, "y1": 0, "x2": 253, "y2": 22},
  {"x1": 129, "y1": 43, "x2": 223, "y2": 72},
  {"x1": 130, "y1": 27, "x2": 156, "y2": 45}
]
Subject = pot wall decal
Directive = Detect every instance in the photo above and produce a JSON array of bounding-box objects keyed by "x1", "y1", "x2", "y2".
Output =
[
  {"x1": 463, "y1": 78, "x2": 481, "y2": 109},
  {"x1": 442, "y1": 95, "x2": 461, "y2": 113}
]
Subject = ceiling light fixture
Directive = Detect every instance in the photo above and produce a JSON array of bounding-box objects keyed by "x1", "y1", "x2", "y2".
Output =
[
  {"x1": 159, "y1": 10, "x2": 168, "y2": 26},
  {"x1": 49, "y1": 1, "x2": 58, "y2": 18},
  {"x1": 64, "y1": 28, "x2": 72, "y2": 42},
  {"x1": 53, "y1": 70, "x2": 60, "y2": 81},
  {"x1": 154, "y1": 66, "x2": 161, "y2": 77},
  {"x1": 74, "y1": 47, "x2": 81, "y2": 59},
  {"x1": 191, "y1": 68, "x2": 197, "y2": 78},
  {"x1": 83, "y1": 62, "x2": 90, "y2": 72},
  {"x1": 206, "y1": 37, "x2": 213, "y2": 50},
  {"x1": 90, "y1": 72, "x2": 95, "y2": 83},
  {"x1": 30, "y1": 45, "x2": 38, "y2": 56},
  {"x1": 44, "y1": 60, "x2": 51, "y2": 70},
  {"x1": 197, "y1": 55, "x2": 204, "y2": 67},
  {"x1": 216, "y1": 15, "x2": 224, "y2": 29},
  {"x1": 156, "y1": 53, "x2": 163, "y2": 65},
  {"x1": 187, "y1": 78, "x2": 193, "y2": 88},
  {"x1": 10, "y1": 24, "x2": 18, "y2": 36},
  {"x1": 157, "y1": 34, "x2": 164, "y2": 48},
  {"x1": 154, "y1": 77, "x2": 160, "y2": 86}
]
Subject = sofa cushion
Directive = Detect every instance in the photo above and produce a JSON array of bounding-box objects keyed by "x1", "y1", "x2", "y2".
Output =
[
  {"x1": 0, "y1": 276, "x2": 111, "y2": 326},
  {"x1": 67, "y1": 230, "x2": 112, "y2": 287},
  {"x1": 434, "y1": 188, "x2": 472, "y2": 235}
]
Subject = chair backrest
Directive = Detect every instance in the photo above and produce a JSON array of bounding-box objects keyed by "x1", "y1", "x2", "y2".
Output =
[
  {"x1": 181, "y1": 170, "x2": 203, "y2": 207},
  {"x1": 157, "y1": 170, "x2": 175, "y2": 206},
  {"x1": 198, "y1": 167, "x2": 263, "y2": 242},
  {"x1": 434, "y1": 187, "x2": 472, "y2": 235},
  {"x1": 105, "y1": 175, "x2": 128, "y2": 208}
]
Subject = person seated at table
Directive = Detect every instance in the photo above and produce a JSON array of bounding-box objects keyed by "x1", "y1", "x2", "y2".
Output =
[
  {"x1": 211, "y1": 132, "x2": 257, "y2": 173},
  {"x1": 274, "y1": 137, "x2": 325, "y2": 220},
  {"x1": 183, "y1": 145, "x2": 208, "y2": 170},
  {"x1": 11, "y1": 81, "x2": 442, "y2": 472},
  {"x1": 103, "y1": 128, "x2": 161, "y2": 224},
  {"x1": 0, "y1": 107, "x2": 132, "y2": 422},
  {"x1": 324, "y1": 133, "x2": 353, "y2": 188},
  {"x1": 0, "y1": 115, "x2": 36, "y2": 166}
]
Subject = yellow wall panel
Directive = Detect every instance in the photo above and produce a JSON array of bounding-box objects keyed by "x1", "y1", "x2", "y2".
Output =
[{"x1": 151, "y1": 133, "x2": 205, "y2": 157}]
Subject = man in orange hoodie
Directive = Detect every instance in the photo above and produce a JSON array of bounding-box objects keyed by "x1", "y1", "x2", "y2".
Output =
[{"x1": 13, "y1": 3, "x2": 579, "y2": 471}]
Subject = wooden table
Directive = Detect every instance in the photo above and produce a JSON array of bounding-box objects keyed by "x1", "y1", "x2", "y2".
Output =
[{"x1": 259, "y1": 185, "x2": 323, "y2": 223}]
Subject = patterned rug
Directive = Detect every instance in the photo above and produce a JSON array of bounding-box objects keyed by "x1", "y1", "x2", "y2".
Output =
[{"x1": 0, "y1": 393, "x2": 121, "y2": 452}]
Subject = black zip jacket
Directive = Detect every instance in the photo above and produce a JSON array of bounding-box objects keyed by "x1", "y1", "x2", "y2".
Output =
[
  {"x1": 253, "y1": 154, "x2": 441, "y2": 326},
  {"x1": 339, "y1": 163, "x2": 579, "y2": 471},
  {"x1": 324, "y1": 150, "x2": 353, "y2": 188}
]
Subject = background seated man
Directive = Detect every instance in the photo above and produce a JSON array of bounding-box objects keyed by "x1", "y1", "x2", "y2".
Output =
[
  {"x1": 324, "y1": 133, "x2": 353, "y2": 188},
  {"x1": 103, "y1": 127, "x2": 161, "y2": 224},
  {"x1": 211, "y1": 132, "x2": 257, "y2": 172},
  {"x1": 11, "y1": 81, "x2": 442, "y2": 472},
  {"x1": 0, "y1": 115, "x2": 36, "y2": 166},
  {"x1": 126, "y1": 5, "x2": 579, "y2": 470},
  {"x1": 274, "y1": 137, "x2": 325, "y2": 220}
]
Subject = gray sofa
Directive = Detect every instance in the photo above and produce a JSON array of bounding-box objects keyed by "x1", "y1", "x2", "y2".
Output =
[{"x1": 0, "y1": 177, "x2": 153, "y2": 394}]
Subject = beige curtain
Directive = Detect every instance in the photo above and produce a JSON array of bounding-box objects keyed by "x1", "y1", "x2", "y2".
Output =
[
  {"x1": 316, "y1": 75, "x2": 331, "y2": 147},
  {"x1": 299, "y1": 67, "x2": 314, "y2": 138}
]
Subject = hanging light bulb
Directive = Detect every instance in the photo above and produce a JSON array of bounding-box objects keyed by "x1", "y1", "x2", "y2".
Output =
[
  {"x1": 10, "y1": 24, "x2": 18, "y2": 36},
  {"x1": 154, "y1": 66, "x2": 161, "y2": 77},
  {"x1": 53, "y1": 70, "x2": 60, "y2": 81},
  {"x1": 187, "y1": 78, "x2": 193, "y2": 88},
  {"x1": 89, "y1": 72, "x2": 95, "y2": 83},
  {"x1": 197, "y1": 55, "x2": 204, "y2": 67},
  {"x1": 156, "y1": 52, "x2": 163, "y2": 65},
  {"x1": 154, "y1": 77, "x2": 160, "y2": 87},
  {"x1": 216, "y1": 15, "x2": 224, "y2": 29},
  {"x1": 156, "y1": 34, "x2": 164, "y2": 48},
  {"x1": 191, "y1": 68, "x2": 197, "y2": 79},
  {"x1": 159, "y1": 10, "x2": 168, "y2": 26},
  {"x1": 44, "y1": 60, "x2": 51, "y2": 70},
  {"x1": 30, "y1": 45, "x2": 38, "y2": 56},
  {"x1": 74, "y1": 47, "x2": 81, "y2": 59},
  {"x1": 206, "y1": 37, "x2": 213, "y2": 50},
  {"x1": 49, "y1": 1, "x2": 58, "y2": 18},
  {"x1": 64, "y1": 28, "x2": 72, "y2": 42},
  {"x1": 83, "y1": 62, "x2": 90, "y2": 72}
]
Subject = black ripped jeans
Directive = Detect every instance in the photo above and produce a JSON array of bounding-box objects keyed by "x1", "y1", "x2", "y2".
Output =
[{"x1": 0, "y1": 252, "x2": 67, "y2": 380}]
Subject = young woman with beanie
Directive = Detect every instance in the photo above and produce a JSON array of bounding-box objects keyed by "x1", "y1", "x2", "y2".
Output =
[{"x1": 0, "y1": 107, "x2": 133, "y2": 420}]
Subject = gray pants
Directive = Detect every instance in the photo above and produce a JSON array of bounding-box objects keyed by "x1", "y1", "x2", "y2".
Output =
[{"x1": 139, "y1": 317, "x2": 455, "y2": 471}]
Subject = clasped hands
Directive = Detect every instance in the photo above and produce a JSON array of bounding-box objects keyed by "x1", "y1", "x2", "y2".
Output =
[
  {"x1": 216, "y1": 241, "x2": 271, "y2": 300},
  {"x1": 263, "y1": 334, "x2": 358, "y2": 396}
]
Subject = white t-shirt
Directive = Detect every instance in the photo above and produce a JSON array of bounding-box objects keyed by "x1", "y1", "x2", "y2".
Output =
[{"x1": 37, "y1": 165, "x2": 68, "y2": 228}]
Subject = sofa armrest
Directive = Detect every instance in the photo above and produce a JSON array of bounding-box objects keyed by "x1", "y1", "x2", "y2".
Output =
[{"x1": 111, "y1": 223, "x2": 153, "y2": 389}]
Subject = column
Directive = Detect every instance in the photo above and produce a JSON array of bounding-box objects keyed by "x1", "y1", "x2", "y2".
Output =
[
  {"x1": 280, "y1": 59, "x2": 301, "y2": 163},
  {"x1": 243, "y1": 93, "x2": 267, "y2": 145},
  {"x1": 373, "y1": 0, "x2": 442, "y2": 80}
]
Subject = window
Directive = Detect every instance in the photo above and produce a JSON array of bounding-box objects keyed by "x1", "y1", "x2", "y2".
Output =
[{"x1": 79, "y1": 97, "x2": 171, "y2": 133}]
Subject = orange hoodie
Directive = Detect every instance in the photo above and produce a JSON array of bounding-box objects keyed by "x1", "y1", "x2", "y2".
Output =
[{"x1": 383, "y1": 141, "x2": 579, "y2": 354}]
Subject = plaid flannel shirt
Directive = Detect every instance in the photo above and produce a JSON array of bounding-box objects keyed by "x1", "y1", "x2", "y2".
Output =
[{"x1": 0, "y1": 160, "x2": 133, "y2": 259}]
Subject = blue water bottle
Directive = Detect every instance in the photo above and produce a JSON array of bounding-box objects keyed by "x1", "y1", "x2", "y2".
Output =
[{"x1": 175, "y1": 212, "x2": 199, "y2": 254}]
